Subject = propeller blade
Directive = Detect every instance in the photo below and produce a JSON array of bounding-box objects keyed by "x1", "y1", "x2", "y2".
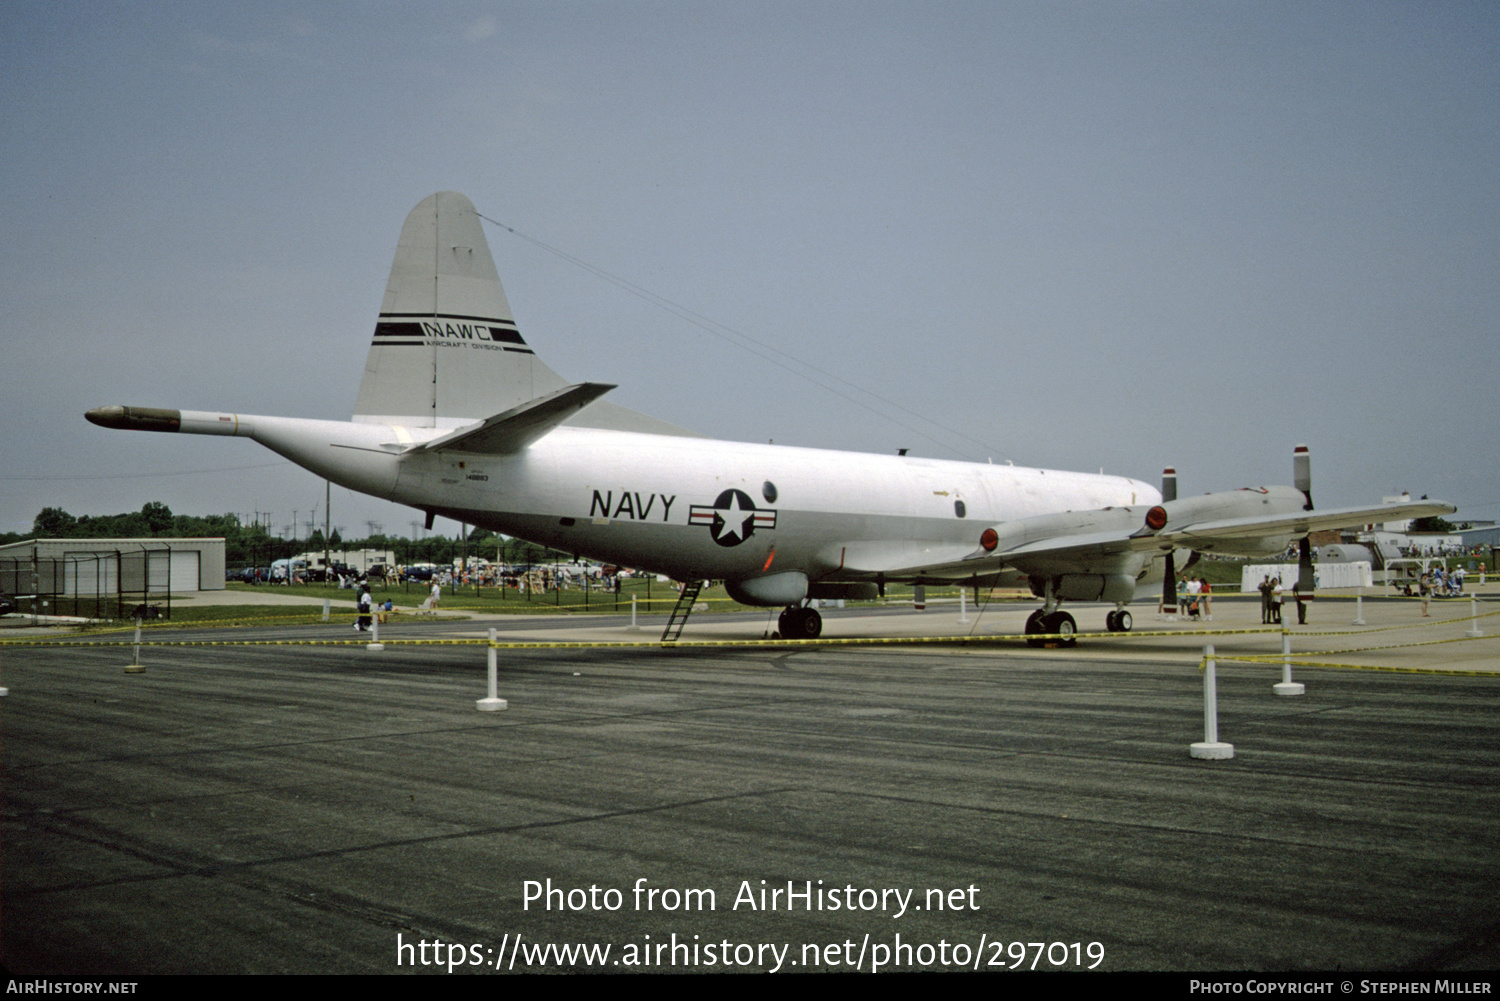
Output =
[
  {"x1": 1293, "y1": 444, "x2": 1312, "y2": 510},
  {"x1": 1162, "y1": 550, "x2": 1177, "y2": 614},
  {"x1": 1161, "y1": 466, "x2": 1179, "y2": 613},
  {"x1": 1296, "y1": 535, "x2": 1315, "y2": 594}
]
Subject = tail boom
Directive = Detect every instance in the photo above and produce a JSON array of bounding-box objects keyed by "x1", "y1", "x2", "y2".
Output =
[{"x1": 87, "y1": 406, "x2": 402, "y2": 500}]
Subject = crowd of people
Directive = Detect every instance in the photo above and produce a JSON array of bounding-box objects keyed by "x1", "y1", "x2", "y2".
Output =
[
  {"x1": 1402, "y1": 565, "x2": 1469, "y2": 610},
  {"x1": 1397, "y1": 541, "x2": 1488, "y2": 558},
  {"x1": 1157, "y1": 576, "x2": 1214, "y2": 620}
]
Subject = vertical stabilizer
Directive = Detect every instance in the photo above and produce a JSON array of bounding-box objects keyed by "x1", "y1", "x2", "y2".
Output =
[{"x1": 352, "y1": 192, "x2": 568, "y2": 426}]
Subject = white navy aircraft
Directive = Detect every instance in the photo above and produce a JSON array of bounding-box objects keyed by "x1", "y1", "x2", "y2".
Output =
[{"x1": 88, "y1": 192, "x2": 1452, "y2": 642}]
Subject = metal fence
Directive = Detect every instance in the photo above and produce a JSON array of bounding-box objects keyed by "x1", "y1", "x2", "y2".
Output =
[{"x1": 1, "y1": 547, "x2": 173, "y2": 621}]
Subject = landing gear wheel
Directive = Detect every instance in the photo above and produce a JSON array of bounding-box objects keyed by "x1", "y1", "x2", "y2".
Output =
[
  {"x1": 1044, "y1": 611, "x2": 1078, "y2": 647},
  {"x1": 1106, "y1": 610, "x2": 1133, "y2": 633},
  {"x1": 778, "y1": 606, "x2": 822, "y2": 640},
  {"x1": 1024, "y1": 609, "x2": 1048, "y2": 648},
  {"x1": 799, "y1": 606, "x2": 822, "y2": 639}
]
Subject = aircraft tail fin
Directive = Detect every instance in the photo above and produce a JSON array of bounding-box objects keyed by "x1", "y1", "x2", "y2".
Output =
[
  {"x1": 353, "y1": 192, "x2": 569, "y2": 426},
  {"x1": 353, "y1": 192, "x2": 702, "y2": 439}
]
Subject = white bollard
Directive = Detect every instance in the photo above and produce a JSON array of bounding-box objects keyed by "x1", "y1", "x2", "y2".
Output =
[
  {"x1": 1352, "y1": 587, "x2": 1366, "y2": 626},
  {"x1": 125, "y1": 617, "x2": 145, "y2": 673},
  {"x1": 958, "y1": 587, "x2": 971, "y2": 625},
  {"x1": 626, "y1": 593, "x2": 641, "y2": 632},
  {"x1": 477, "y1": 627, "x2": 508, "y2": 711},
  {"x1": 1468, "y1": 592, "x2": 1484, "y2": 638},
  {"x1": 1190, "y1": 644, "x2": 1234, "y2": 759},
  {"x1": 322, "y1": 599, "x2": 331, "y2": 622},
  {"x1": 366, "y1": 614, "x2": 384, "y2": 651},
  {"x1": 1273, "y1": 627, "x2": 1304, "y2": 696}
]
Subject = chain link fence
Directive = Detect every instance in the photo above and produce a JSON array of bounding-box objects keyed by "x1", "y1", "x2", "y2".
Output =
[{"x1": 1, "y1": 546, "x2": 173, "y2": 621}]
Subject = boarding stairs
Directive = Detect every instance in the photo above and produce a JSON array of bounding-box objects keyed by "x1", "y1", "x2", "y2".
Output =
[{"x1": 660, "y1": 581, "x2": 703, "y2": 643}]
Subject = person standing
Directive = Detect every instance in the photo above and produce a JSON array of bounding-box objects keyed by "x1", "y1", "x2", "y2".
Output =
[{"x1": 356, "y1": 584, "x2": 373, "y2": 632}]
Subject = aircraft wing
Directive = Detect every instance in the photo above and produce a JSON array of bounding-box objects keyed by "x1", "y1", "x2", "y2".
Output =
[
  {"x1": 1139, "y1": 499, "x2": 1454, "y2": 551},
  {"x1": 844, "y1": 532, "x2": 1141, "y2": 582},
  {"x1": 839, "y1": 498, "x2": 1456, "y2": 582},
  {"x1": 416, "y1": 382, "x2": 616, "y2": 455},
  {"x1": 826, "y1": 541, "x2": 981, "y2": 578}
]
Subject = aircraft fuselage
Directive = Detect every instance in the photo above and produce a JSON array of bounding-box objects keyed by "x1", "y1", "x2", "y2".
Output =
[{"x1": 96, "y1": 406, "x2": 1155, "y2": 591}]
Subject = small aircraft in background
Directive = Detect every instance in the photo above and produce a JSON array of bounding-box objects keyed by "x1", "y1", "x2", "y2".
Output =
[{"x1": 88, "y1": 193, "x2": 1453, "y2": 642}]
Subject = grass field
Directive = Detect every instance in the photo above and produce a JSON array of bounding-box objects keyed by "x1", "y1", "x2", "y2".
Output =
[
  {"x1": 221, "y1": 578, "x2": 1005, "y2": 615},
  {"x1": 11, "y1": 556, "x2": 1294, "y2": 631}
]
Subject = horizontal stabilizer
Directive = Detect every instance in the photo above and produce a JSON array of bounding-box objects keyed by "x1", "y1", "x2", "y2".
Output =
[{"x1": 417, "y1": 382, "x2": 616, "y2": 455}]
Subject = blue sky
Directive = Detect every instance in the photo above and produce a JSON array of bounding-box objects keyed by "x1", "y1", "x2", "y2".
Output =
[{"x1": 3, "y1": 2, "x2": 1496, "y2": 540}]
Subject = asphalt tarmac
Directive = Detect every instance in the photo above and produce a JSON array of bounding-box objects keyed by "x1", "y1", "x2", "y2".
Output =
[{"x1": 3, "y1": 594, "x2": 1498, "y2": 974}]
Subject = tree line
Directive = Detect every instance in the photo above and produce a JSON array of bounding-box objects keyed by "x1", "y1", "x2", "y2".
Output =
[{"x1": 8, "y1": 504, "x2": 571, "y2": 568}]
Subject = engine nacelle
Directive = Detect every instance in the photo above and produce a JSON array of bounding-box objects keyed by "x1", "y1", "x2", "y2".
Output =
[
  {"x1": 980, "y1": 505, "x2": 1148, "y2": 554},
  {"x1": 726, "y1": 571, "x2": 808, "y2": 607},
  {"x1": 1159, "y1": 484, "x2": 1307, "y2": 526},
  {"x1": 807, "y1": 581, "x2": 879, "y2": 601},
  {"x1": 979, "y1": 506, "x2": 1152, "y2": 579},
  {"x1": 1136, "y1": 549, "x2": 1196, "y2": 586},
  {"x1": 1028, "y1": 573, "x2": 1138, "y2": 604},
  {"x1": 1144, "y1": 485, "x2": 1308, "y2": 556}
]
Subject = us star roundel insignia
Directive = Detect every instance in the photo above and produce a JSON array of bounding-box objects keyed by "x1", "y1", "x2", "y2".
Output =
[{"x1": 688, "y1": 488, "x2": 777, "y2": 547}]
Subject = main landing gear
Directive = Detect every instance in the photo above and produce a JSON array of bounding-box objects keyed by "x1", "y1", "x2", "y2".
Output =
[
  {"x1": 1024, "y1": 609, "x2": 1076, "y2": 648},
  {"x1": 1023, "y1": 606, "x2": 1133, "y2": 646},
  {"x1": 778, "y1": 604, "x2": 822, "y2": 640}
]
